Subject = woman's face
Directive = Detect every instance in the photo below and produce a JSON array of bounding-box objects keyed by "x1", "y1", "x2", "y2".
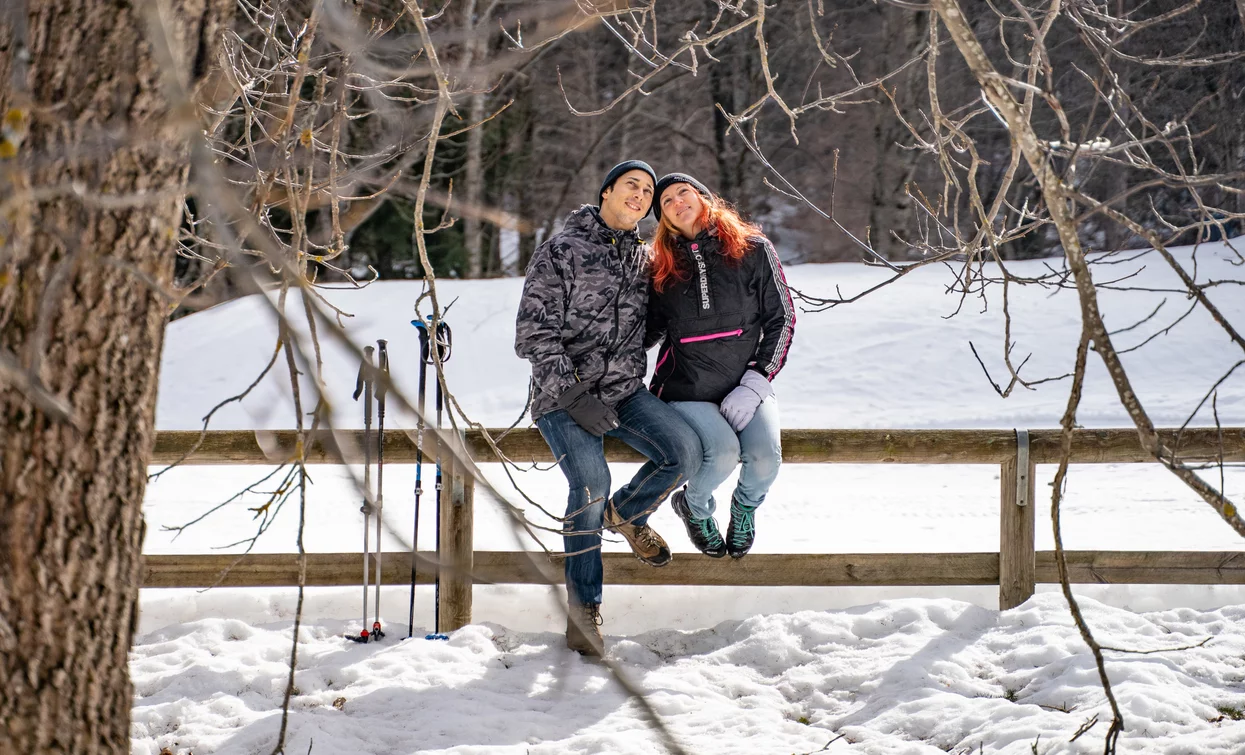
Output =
[{"x1": 660, "y1": 183, "x2": 705, "y2": 239}]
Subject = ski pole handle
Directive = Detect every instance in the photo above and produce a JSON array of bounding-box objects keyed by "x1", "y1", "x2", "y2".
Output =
[
  {"x1": 353, "y1": 344, "x2": 376, "y2": 401},
  {"x1": 411, "y1": 317, "x2": 451, "y2": 364},
  {"x1": 376, "y1": 339, "x2": 390, "y2": 404},
  {"x1": 412, "y1": 319, "x2": 431, "y2": 364},
  {"x1": 434, "y1": 321, "x2": 452, "y2": 363}
]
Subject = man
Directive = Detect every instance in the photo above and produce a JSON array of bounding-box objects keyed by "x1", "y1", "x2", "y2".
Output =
[{"x1": 515, "y1": 161, "x2": 701, "y2": 658}]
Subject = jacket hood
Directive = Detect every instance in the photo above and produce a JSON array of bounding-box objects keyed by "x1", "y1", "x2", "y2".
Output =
[
  {"x1": 562, "y1": 205, "x2": 648, "y2": 271},
  {"x1": 564, "y1": 205, "x2": 640, "y2": 245}
]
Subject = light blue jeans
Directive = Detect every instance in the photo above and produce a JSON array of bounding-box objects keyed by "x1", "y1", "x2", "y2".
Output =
[{"x1": 669, "y1": 397, "x2": 781, "y2": 520}]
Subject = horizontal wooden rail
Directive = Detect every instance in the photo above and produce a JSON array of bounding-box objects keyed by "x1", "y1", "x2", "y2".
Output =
[
  {"x1": 139, "y1": 550, "x2": 1245, "y2": 589},
  {"x1": 146, "y1": 426, "x2": 1245, "y2": 624},
  {"x1": 150, "y1": 427, "x2": 1245, "y2": 466}
]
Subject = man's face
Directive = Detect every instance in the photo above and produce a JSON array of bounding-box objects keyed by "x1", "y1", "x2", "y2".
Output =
[{"x1": 600, "y1": 170, "x2": 655, "y2": 231}]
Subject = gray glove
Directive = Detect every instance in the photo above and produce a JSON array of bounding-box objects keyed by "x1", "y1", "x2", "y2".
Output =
[
  {"x1": 557, "y1": 382, "x2": 619, "y2": 436},
  {"x1": 719, "y1": 370, "x2": 773, "y2": 432}
]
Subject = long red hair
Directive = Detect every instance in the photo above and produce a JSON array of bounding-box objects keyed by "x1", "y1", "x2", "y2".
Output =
[{"x1": 652, "y1": 193, "x2": 763, "y2": 293}]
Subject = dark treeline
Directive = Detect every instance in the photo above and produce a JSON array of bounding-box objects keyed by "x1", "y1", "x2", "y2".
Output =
[{"x1": 178, "y1": 0, "x2": 1245, "y2": 295}]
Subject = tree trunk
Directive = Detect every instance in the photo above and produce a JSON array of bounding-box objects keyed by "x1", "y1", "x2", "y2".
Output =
[
  {"x1": 710, "y1": 33, "x2": 752, "y2": 207},
  {"x1": 464, "y1": 89, "x2": 487, "y2": 278},
  {"x1": 0, "y1": 19, "x2": 13, "y2": 116},
  {"x1": 869, "y1": 6, "x2": 926, "y2": 261},
  {"x1": 710, "y1": 58, "x2": 733, "y2": 196},
  {"x1": 460, "y1": 0, "x2": 489, "y2": 278},
  {"x1": 0, "y1": 1, "x2": 229, "y2": 752},
  {"x1": 510, "y1": 82, "x2": 537, "y2": 273}
]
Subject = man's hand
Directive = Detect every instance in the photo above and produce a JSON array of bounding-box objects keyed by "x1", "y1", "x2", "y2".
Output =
[
  {"x1": 719, "y1": 370, "x2": 773, "y2": 432},
  {"x1": 557, "y1": 382, "x2": 620, "y2": 436}
]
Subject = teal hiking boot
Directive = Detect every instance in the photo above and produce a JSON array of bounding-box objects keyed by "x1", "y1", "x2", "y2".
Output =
[
  {"x1": 671, "y1": 488, "x2": 727, "y2": 558},
  {"x1": 726, "y1": 497, "x2": 757, "y2": 559}
]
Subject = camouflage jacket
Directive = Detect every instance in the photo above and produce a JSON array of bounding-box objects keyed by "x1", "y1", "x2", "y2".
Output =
[{"x1": 515, "y1": 205, "x2": 650, "y2": 420}]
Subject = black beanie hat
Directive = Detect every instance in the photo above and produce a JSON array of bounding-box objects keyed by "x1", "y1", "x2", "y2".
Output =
[
  {"x1": 653, "y1": 173, "x2": 712, "y2": 223},
  {"x1": 598, "y1": 160, "x2": 658, "y2": 214}
]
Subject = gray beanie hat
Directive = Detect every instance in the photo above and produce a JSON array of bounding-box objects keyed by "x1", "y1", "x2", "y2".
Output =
[{"x1": 652, "y1": 173, "x2": 712, "y2": 223}]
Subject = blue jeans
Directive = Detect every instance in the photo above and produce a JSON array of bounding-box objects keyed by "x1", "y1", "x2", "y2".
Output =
[
  {"x1": 536, "y1": 387, "x2": 701, "y2": 606},
  {"x1": 669, "y1": 398, "x2": 781, "y2": 520}
]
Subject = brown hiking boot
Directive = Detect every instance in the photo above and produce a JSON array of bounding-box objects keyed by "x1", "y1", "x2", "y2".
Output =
[
  {"x1": 605, "y1": 501, "x2": 672, "y2": 567},
  {"x1": 566, "y1": 601, "x2": 605, "y2": 658}
]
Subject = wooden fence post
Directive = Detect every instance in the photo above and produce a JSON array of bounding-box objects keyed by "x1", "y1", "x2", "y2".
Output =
[
  {"x1": 437, "y1": 438, "x2": 474, "y2": 631},
  {"x1": 999, "y1": 429, "x2": 1036, "y2": 610}
]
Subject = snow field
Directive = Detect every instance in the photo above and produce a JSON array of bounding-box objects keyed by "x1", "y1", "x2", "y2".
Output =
[
  {"x1": 131, "y1": 596, "x2": 1245, "y2": 754},
  {"x1": 136, "y1": 243, "x2": 1245, "y2": 753}
]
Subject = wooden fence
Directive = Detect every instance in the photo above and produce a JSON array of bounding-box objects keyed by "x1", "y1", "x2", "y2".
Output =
[{"x1": 144, "y1": 428, "x2": 1245, "y2": 632}]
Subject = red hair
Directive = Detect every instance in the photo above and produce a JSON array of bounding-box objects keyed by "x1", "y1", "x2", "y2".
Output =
[{"x1": 651, "y1": 194, "x2": 762, "y2": 293}]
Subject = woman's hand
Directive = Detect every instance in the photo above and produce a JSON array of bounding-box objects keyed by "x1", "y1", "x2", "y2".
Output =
[{"x1": 719, "y1": 370, "x2": 773, "y2": 432}]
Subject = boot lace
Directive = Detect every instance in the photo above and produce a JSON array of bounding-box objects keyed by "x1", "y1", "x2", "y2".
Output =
[
  {"x1": 583, "y1": 603, "x2": 603, "y2": 627},
  {"x1": 635, "y1": 524, "x2": 664, "y2": 550},
  {"x1": 696, "y1": 517, "x2": 724, "y2": 547},
  {"x1": 730, "y1": 505, "x2": 755, "y2": 547}
]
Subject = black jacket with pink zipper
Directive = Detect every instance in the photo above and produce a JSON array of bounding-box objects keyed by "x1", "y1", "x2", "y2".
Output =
[{"x1": 644, "y1": 230, "x2": 796, "y2": 404}]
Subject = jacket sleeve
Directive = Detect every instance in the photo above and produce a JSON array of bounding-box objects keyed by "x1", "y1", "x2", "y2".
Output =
[
  {"x1": 515, "y1": 239, "x2": 577, "y2": 401},
  {"x1": 643, "y1": 281, "x2": 668, "y2": 350},
  {"x1": 750, "y1": 236, "x2": 796, "y2": 380}
]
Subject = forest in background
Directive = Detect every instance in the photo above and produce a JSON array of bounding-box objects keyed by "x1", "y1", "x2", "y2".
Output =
[{"x1": 174, "y1": 0, "x2": 1245, "y2": 309}]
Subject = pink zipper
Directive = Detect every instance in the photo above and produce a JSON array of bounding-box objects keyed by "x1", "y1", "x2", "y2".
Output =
[
  {"x1": 679, "y1": 329, "x2": 743, "y2": 344},
  {"x1": 653, "y1": 347, "x2": 675, "y2": 398},
  {"x1": 655, "y1": 347, "x2": 671, "y2": 370}
]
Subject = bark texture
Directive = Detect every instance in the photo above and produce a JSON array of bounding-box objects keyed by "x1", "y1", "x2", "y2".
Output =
[
  {"x1": 0, "y1": 1, "x2": 230, "y2": 752},
  {"x1": 869, "y1": 6, "x2": 925, "y2": 261}
]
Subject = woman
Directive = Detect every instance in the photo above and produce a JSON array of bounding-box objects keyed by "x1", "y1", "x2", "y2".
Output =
[{"x1": 645, "y1": 173, "x2": 796, "y2": 559}]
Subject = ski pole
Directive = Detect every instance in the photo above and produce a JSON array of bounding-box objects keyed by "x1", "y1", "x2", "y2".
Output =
[
  {"x1": 351, "y1": 345, "x2": 375, "y2": 643},
  {"x1": 373, "y1": 339, "x2": 389, "y2": 641},
  {"x1": 409, "y1": 320, "x2": 431, "y2": 638},
  {"x1": 429, "y1": 320, "x2": 452, "y2": 640},
  {"x1": 433, "y1": 357, "x2": 444, "y2": 637}
]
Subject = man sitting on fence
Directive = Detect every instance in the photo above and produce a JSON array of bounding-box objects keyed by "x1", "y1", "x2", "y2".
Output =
[{"x1": 514, "y1": 160, "x2": 702, "y2": 658}]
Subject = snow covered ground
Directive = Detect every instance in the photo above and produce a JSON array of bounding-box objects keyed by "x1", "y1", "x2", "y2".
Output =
[
  {"x1": 131, "y1": 596, "x2": 1245, "y2": 755},
  {"x1": 135, "y1": 242, "x2": 1245, "y2": 754}
]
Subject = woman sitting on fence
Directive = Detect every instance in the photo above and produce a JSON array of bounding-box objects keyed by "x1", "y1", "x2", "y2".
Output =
[{"x1": 645, "y1": 173, "x2": 796, "y2": 559}]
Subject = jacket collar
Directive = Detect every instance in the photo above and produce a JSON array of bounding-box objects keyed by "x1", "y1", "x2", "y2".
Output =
[
  {"x1": 564, "y1": 205, "x2": 640, "y2": 247},
  {"x1": 674, "y1": 223, "x2": 718, "y2": 253}
]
